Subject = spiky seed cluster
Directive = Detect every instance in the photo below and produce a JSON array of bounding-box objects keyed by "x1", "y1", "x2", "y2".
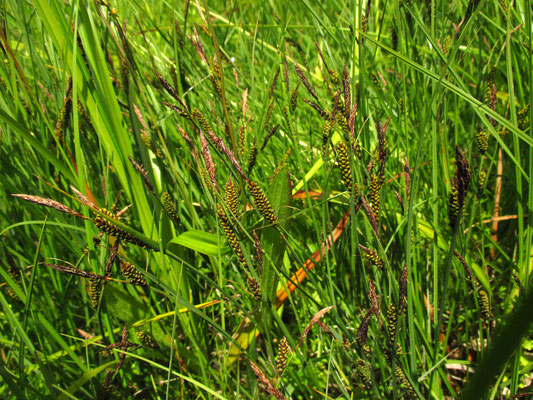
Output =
[
  {"x1": 518, "y1": 104, "x2": 529, "y2": 130},
  {"x1": 217, "y1": 203, "x2": 247, "y2": 268},
  {"x1": 121, "y1": 57, "x2": 129, "y2": 95},
  {"x1": 282, "y1": 106, "x2": 293, "y2": 136},
  {"x1": 478, "y1": 289, "x2": 490, "y2": 323},
  {"x1": 342, "y1": 333, "x2": 351, "y2": 350},
  {"x1": 335, "y1": 112, "x2": 350, "y2": 140},
  {"x1": 88, "y1": 275, "x2": 103, "y2": 308},
  {"x1": 246, "y1": 180, "x2": 278, "y2": 226},
  {"x1": 398, "y1": 264, "x2": 408, "y2": 316},
  {"x1": 394, "y1": 364, "x2": 419, "y2": 399},
  {"x1": 289, "y1": 86, "x2": 298, "y2": 112},
  {"x1": 448, "y1": 147, "x2": 471, "y2": 228},
  {"x1": 118, "y1": 259, "x2": 147, "y2": 287},
  {"x1": 161, "y1": 193, "x2": 179, "y2": 225},
  {"x1": 443, "y1": 36, "x2": 451, "y2": 55},
  {"x1": 359, "y1": 245, "x2": 384, "y2": 270},
  {"x1": 55, "y1": 80, "x2": 73, "y2": 142},
  {"x1": 356, "y1": 359, "x2": 372, "y2": 388},
  {"x1": 276, "y1": 337, "x2": 290, "y2": 376},
  {"x1": 475, "y1": 129, "x2": 488, "y2": 154},
  {"x1": 238, "y1": 126, "x2": 246, "y2": 157},
  {"x1": 356, "y1": 309, "x2": 372, "y2": 351},
  {"x1": 136, "y1": 331, "x2": 158, "y2": 348},
  {"x1": 335, "y1": 141, "x2": 356, "y2": 195},
  {"x1": 140, "y1": 133, "x2": 163, "y2": 159},
  {"x1": 264, "y1": 102, "x2": 274, "y2": 130},
  {"x1": 478, "y1": 169, "x2": 487, "y2": 196},
  {"x1": 370, "y1": 174, "x2": 381, "y2": 223},
  {"x1": 387, "y1": 303, "x2": 398, "y2": 346},
  {"x1": 129, "y1": 156, "x2": 154, "y2": 191},
  {"x1": 247, "y1": 139, "x2": 258, "y2": 175},
  {"x1": 484, "y1": 66, "x2": 496, "y2": 104},
  {"x1": 191, "y1": 108, "x2": 212, "y2": 134},
  {"x1": 247, "y1": 276, "x2": 262, "y2": 300},
  {"x1": 448, "y1": 186, "x2": 460, "y2": 228},
  {"x1": 322, "y1": 119, "x2": 332, "y2": 158},
  {"x1": 93, "y1": 216, "x2": 154, "y2": 250},
  {"x1": 224, "y1": 178, "x2": 240, "y2": 220}
]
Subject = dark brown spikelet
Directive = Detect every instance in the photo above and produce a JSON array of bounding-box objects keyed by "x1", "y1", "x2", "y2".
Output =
[
  {"x1": 289, "y1": 84, "x2": 299, "y2": 112},
  {"x1": 322, "y1": 119, "x2": 332, "y2": 158},
  {"x1": 475, "y1": 129, "x2": 488, "y2": 154},
  {"x1": 161, "y1": 192, "x2": 179, "y2": 225},
  {"x1": 477, "y1": 168, "x2": 487, "y2": 197},
  {"x1": 302, "y1": 98, "x2": 329, "y2": 119},
  {"x1": 453, "y1": 250, "x2": 476, "y2": 287},
  {"x1": 128, "y1": 156, "x2": 154, "y2": 192},
  {"x1": 357, "y1": 359, "x2": 372, "y2": 388},
  {"x1": 478, "y1": 289, "x2": 490, "y2": 323},
  {"x1": 335, "y1": 141, "x2": 357, "y2": 195},
  {"x1": 120, "y1": 57, "x2": 129, "y2": 95},
  {"x1": 294, "y1": 64, "x2": 318, "y2": 101},
  {"x1": 247, "y1": 276, "x2": 261, "y2": 300},
  {"x1": 394, "y1": 364, "x2": 419, "y2": 399},
  {"x1": 136, "y1": 331, "x2": 159, "y2": 349},
  {"x1": 370, "y1": 174, "x2": 380, "y2": 223},
  {"x1": 359, "y1": 245, "x2": 384, "y2": 270},
  {"x1": 276, "y1": 336, "x2": 290, "y2": 376},
  {"x1": 99, "y1": 370, "x2": 114, "y2": 400},
  {"x1": 246, "y1": 180, "x2": 277, "y2": 226},
  {"x1": 261, "y1": 124, "x2": 279, "y2": 151},
  {"x1": 217, "y1": 203, "x2": 247, "y2": 268},
  {"x1": 191, "y1": 108, "x2": 212, "y2": 134},
  {"x1": 12, "y1": 194, "x2": 85, "y2": 219},
  {"x1": 209, "y1": 61, "x2": 223, "y2": 98},
  {"x1": 93, "y1": 216, "x2": 154, "y2": 250},
  {"x1": 118, "y1": 259, "x2": 147, "y2": 287},
  {"x1": 387, "y1": 303, "x2": 398, "y2": 346},
  {"x1": 247, "y1": 139, "x2": 258, "y2": 175},
  {"x1": 224, "y1": 177, "x2": 240, "y2": 219},
  {"x1": 356, "y1": 308, "x2": 373, "y2": 352},
  {"x1": 88, "y1": 275, "x2": 103, "y2": 308}
]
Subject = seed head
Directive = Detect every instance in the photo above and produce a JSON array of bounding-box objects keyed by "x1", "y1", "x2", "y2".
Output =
[
  {"x1": 246, "y1": 180, "x2": 277, "y2": 226},
  {"x1": 276, "y1": 336, "x2": 290, "y2": 376},
  {"x1": 118, "y1": 259, "x2": 147, "y2": 287},
  {"x1": 247, "y1": 276, "x2": 261, "y2": 301}
]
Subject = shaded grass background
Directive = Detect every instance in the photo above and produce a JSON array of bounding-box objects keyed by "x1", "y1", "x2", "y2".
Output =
[{"x1": 0, "y1": 0, "x2": 531, "y2": 398}]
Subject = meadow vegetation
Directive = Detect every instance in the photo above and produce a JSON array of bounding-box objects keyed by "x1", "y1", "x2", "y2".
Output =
[{"x1": 0, "y1": 0, "x2": 532, "y2": 398}]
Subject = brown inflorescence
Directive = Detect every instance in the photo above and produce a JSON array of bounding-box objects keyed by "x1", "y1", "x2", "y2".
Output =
[{"x1": 247, "y1": 276, "x2": 262, "y2": 300}]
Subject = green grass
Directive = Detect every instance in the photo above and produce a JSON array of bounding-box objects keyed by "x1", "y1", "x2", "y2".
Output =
[{"x1": 0, "y1": 0, "x2": 532, "y2": 398}]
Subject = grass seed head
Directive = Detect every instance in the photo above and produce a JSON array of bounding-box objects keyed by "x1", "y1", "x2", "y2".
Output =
[
  {"x1": 93, "y1": 217, "x2": 154, "y2": 250},
  {"x1": 88, "y1": 275, "x2": 103, "y2": 308},
  {"x1": 247, "y1": 276, "x2": 261, "y2": 300},
  {"x1": 191, "y1": 108, "x2": 212, "y2": 134},
  {"x1": 161, "y1": 192, "x2": 179, "y2": 225},
  {"x1": 475, "y1": 129, "x2": 488, "y2": 154},
  {"x1": 217, "y1": 203, "x2": 247, "y2": 268},
  {"x1": 246, "y1": 180, "x2": 278, "y2": 226},
  {"x1": 387, "y1": 303, "x2": 398, "y2": 346},
  {"x1": 276, "y1": 336, "x2": 290, "y2": 376},
  {"x1": 370, "y1": 174, "x2": 381, "y2": 223},
  {"x1": 136, "y1": 331, "x2": 159, "y2": 349},
  {"x1": 224, "y1": 177, "x2": 240, "y2": 220},
  {"x1": 359, "y1": 245, "x2": 384, "y2": 270},
  {"x1": 118, "y1": 259, "x2": 147, "y2": 287}
]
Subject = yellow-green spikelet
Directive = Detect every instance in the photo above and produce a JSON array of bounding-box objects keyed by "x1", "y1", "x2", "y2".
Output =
[
  {"x1": 478, "y1": 169, "x2": 487, "y2": 196},
  {"x1": 387, "y1": 303, "x2": 398, "y2": 346},
  {"x1": 217, "y1": 203, "x2": 247, "y2": 268},
  {"x1": 264, "y1": 102, "x2": 274, "y2": 130},
  {"x1": 356, "y1": 359, "x2": 372, "y2": 388},
  {"x1": 322, "y1": 119, "x2": 332, "y2": 159},
  {"x1": 276, "y1": 336, "x2": 290, "y2": 376},
  {"x1": 93, "y1": 216, "x2": 154, "y2": 250},
  {"x1": 88, "y1": 275, "x2": 103, "y2": 308},
  {"x1": 247, "y1": 276, "x2": 261, "y2": 300},
  {"x1": 246, "y1": 180, "x2": 277, "y2": 226},
  {"x1": 394, "y1": 364, "x2": 419, "y2": 399},
  {"x1": 191, "y1": 108, "x2": 212, "y2": 133},
  {"x1": 224, "y1": 179, "x2": 240, "y2": 219},
  {"x1": 370, "y1": 174, "x2": 380, "y2": 223},
  {"x1": 478, "y1": 289, "x2": 490, "y2": 323},
  {"x1": 289, "y1": 86, "x2": 298, "y2": 112},
  {"x1": 448, "y1": 184, "x2": 460, "y2": 228},
  {"x1": 161, "y1": 192, "x2": 179, "y2": 225},
  {"x1": 335, "y1": 141, "x2": 357, "y2": 196},
  {"x1": 137, "y1": 331, "x2": 159, "y2": 348},
  {"x1": 475, "y1": 130, "x2": 488, "y2": 154},
  {"x1": 360, "y1": 246, "x2": 384, "y2": 270},
  {"x1": 119, "y1": 259, "x2": 147, "y2": 287}
]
